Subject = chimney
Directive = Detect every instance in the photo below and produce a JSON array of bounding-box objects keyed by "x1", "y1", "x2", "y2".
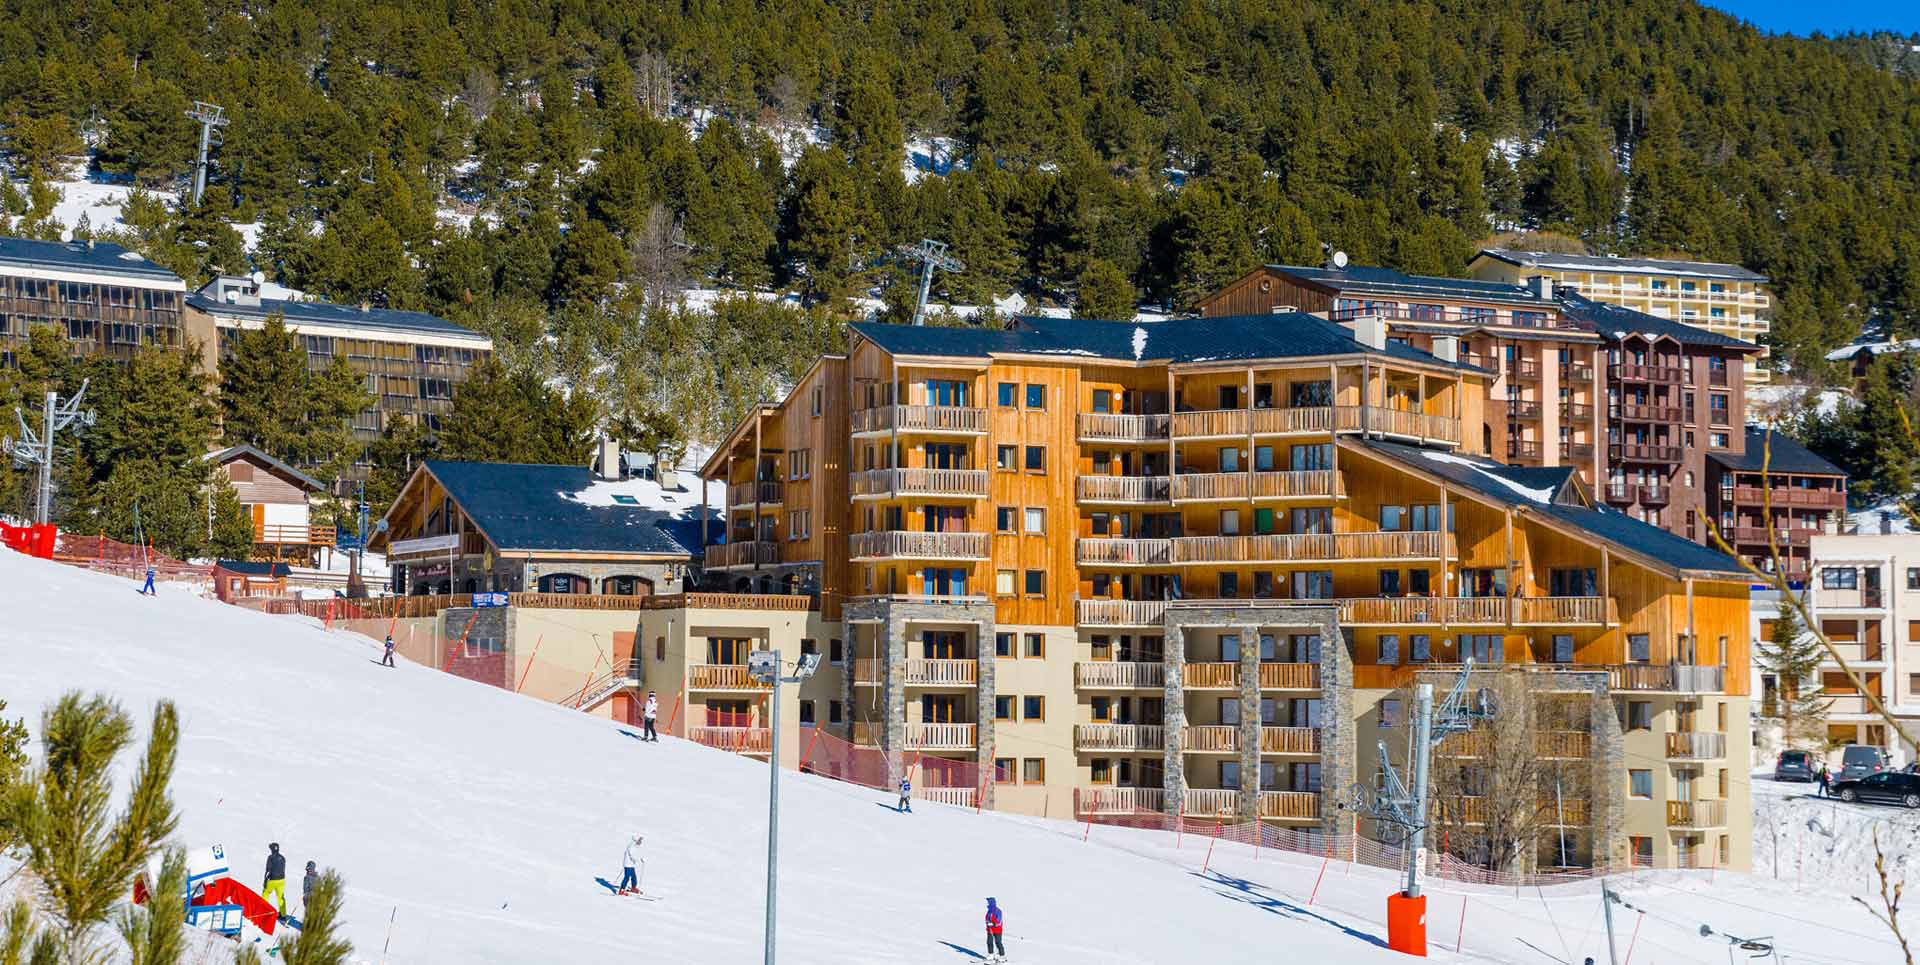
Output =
[
  {"x1": 1431, "y1": 335, "x2": 1459, "y2": 363},
  {"x1": 1525, "y1": 275, "x2": 1555, "y2": 300},
  {"x1": 1352, "y1": 314, "x2": 1387, "y2": 350},
  {"x1": 594, "y1": 437, "x2": 622, "y2": 481},
  {"x1": 1271, "y1": 304, "x2": 1297, "y2": 314}
]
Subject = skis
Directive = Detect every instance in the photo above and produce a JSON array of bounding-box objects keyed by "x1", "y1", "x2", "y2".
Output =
[{"x1": 613, "y1": 891, "x2": 662, "y2": 901}]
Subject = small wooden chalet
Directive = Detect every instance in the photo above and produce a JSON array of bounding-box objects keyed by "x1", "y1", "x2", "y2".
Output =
[
  {"x1": 212, "y1": 560, "x2": 291, "y2": 602},
  {"x1": 202, "y1": 444, "x2": 332, "y2": 564}
]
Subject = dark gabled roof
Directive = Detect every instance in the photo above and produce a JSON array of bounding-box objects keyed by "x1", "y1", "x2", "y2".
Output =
[
  {"x1": 0, "y1": 235, "x2": 183, "y2": 284},
  {"x1": 216, "y1": 560, "x2": 292, "y2": 577},
  {"x1": 188, "y1": 292, "x2": 490, "y2": 344},
  {"x1": 418, "y1": 461, "x2": 694, "y2": 557},
  {"x1": 1710, "y1": 427, "x2": 1847, "y2": 477},
  {"x1": 1352, "y1": 438, "x2": 1748, "y2": 577},
  {"x1": 1264, "y1": 264, "x2": 1556, "y2": 309},
  {"x1": 202, "y1": 443, "x2": 328, "y2": 493},
  {"x1": 1554, "y1": 293, "x2": 1759, "y2": 351},
  {"x1": 1475, "y1": 248, "x2": 1767, "y2": 283},
  {"x1": 851, "y1": 313, "x2": 1483, "y2": 372}
]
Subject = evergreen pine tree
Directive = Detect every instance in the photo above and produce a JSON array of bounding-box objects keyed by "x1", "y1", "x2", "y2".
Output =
[
  {"x1": 1756, "y1": 605, "x2": 1828, "y2": 750},
  {"x1": 783, "y1": 147, "x2": 862, "y2": 304},
  {"x1": 277, "y1": 870, "x2": 353, "y2": 965},
  {"x1": 1073, "y1": 259, "x2": 1135, "y2": 320},
  {"x1": 218, "y1": 315, "x2": 309, "y2": 457},
  {"x1": 114, "y1": 848, "x2": 187, "y2": 965}
]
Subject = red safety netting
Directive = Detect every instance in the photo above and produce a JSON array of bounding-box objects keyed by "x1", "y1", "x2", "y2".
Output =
[
  {"x1": 53, "y1": 533, "x2": 211, "y2": 580},
  {"x1": 797, "y1": 728, "x2": 892, "y2": 790}
]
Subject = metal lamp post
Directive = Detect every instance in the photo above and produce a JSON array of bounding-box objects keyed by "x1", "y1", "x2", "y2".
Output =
[{"x1": 749, "y1": 649, "x2": 821, "y2": 965}]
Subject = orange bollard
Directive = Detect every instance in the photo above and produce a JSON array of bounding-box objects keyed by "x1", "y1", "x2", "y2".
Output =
[{"x1": 1386, "y1": 893, "x2": 1427, "y2": 957}]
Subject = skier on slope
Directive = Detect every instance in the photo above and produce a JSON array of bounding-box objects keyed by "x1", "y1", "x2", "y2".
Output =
[
  {"x1": 302, "y1": 861, "x2": 318, "y2": 908},
  {"x1": 899, "y1": 775, "x2": 912, "y2": 813},
  {"x1": 262, "y1": 843, "x2": 288, "y2": 920},
  {"x1": 642, "y1": 692, "x2": 659, "y2": 741},
  {"x1": 381, "y1": 635, "x2": 396, "y2": 667},
  {"x1": 139, "y1": 565, "x2": 156, "y2": 596},
  {"x1": 984, "y1": 897, "x2": 1006, "y2": 962},
  {"x1": 618, "y1": 833, "x2": 644, "y2": 895}
]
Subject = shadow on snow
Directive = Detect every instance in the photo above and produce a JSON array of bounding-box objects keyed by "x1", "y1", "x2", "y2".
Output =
[{"x1": 1190, "y1": 869, "x2": 1388, "y2": 949}]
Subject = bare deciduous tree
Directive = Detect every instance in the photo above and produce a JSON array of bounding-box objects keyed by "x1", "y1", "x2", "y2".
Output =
[{"x1": 626, "y1": 203, "x2": 690, "y2": 310}]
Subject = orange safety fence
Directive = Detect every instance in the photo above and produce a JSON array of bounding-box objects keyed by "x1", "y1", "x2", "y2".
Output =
[
  {"x1": 53, "y1": 533, "x2": 212, "y2": 580},
  {"x1": 797, "y1": 727, "x2": 892, "y2": 790}
]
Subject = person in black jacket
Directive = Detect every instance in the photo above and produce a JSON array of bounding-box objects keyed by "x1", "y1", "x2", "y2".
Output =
[
  {"x1": 302, "y1": 861, "x2": 318, "y2": 908},
  {"x1": 263, "y1": 843, "x2": 289, "y2": 919}
]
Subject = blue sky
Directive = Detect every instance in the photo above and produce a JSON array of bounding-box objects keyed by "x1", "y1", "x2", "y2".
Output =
[{"x1": 1703, "y1": 1, "x2": 1920, "y2": 36}]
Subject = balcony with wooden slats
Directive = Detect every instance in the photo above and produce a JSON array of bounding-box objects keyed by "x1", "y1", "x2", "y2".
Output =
[
  {"x1": 1077, "y1": 412, "x2": 1171, "y2": 442},
  {"x1": 851, "y1": 404, "x2": 988, "y2": 437},
  {"x1": 255, "y1": 523, "x2": 338, "y2": 547},
  {"x1": 1614, "y1": 401, "x2": 1686, "y2": 423},
  {"x1": 1185, "y1": 788, "x2": 1239, "y2": 815},
  {"x1": 1074, "y1": 723, "x2": 1165, "y2": 752},
  {"x1": 1182, "y1": 663, "x2": 1239, "y2": 690},
  {"x1": 1606, "y1": 664, "x2": 1725, "y2": 693},
  {"x1": 727, "y1": 480, "x2": 784, "y2": 506},
  {"x1": 1183, "y1": 725, "x2": 1240, "y2": 753},
  {"x1": 1610, "y1": 363, "x2": 1688, "y2": 385},
  {"x1": 850, "y1": 657, "x2": 978, "y2": 688},
  {"x1": 1075, "y1": 538, "x2": 1174, "y2": 567},
  {"x1": 706, "y1": 540, "x2": 781, "y2": 570},
  {"x1": 1170, "y1": 530, "x2": 1451, "y2": 565},
  {"x1": 1076, "y1": 475, "x2": 1171, "y2": 504},
  {"x1": 1512, "y1": 596, "x2": 1616, "y2": 626},
  {"x1": 1259, "y1": 791, "x2": 1320, "y2": 821},
  {"x1": 849, "y1": 530, "x2": 989, "y2": 561},
  {"x1": 1664, "y1": 731, "x2": 1727, "y2": 761},
  {"x1": 1536, "y1": 731, "x2": 1593, "y2": 759},
  {"x1": 1074, "y1": 661, "x2": 1166, "y2": 689},
  {"x1": 687, "y1": 664, "x2": 771, "y2": 691},
  {"x1": 1075, "y1": 598, "x2": 1170, "y2": 626},
  {"x1": 1169, "y1": 469, "x2": 1343, "y2": 503},
  {"x1": 1610, "y1": 442, "x2": 1684, "y2": 465},
  {"x1": 1075, "y1": 787, "x2": 1165, "y2": 815},
  {"x1": 851, "y1": 467, "x2": 991, "y2": 500},
  {"x1": 1665, "y1": 799, "x2": 1728, "y2": 829},
  {"x1": 1258, "y1": 726, "x2": 1319, "y2": 754},
  {"x1": 1257, "y1": 663, "x2": 1319, "y2": 690}
]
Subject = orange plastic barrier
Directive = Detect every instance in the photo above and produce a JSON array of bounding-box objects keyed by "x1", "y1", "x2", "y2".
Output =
[{"x1": 1387, "y1": 892, "x2": 1427, "y2": 957}]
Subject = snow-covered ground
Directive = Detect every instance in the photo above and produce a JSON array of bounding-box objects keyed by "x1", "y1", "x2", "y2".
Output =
[
  {"x1": 3, "y1": 547, "x2": 1910, "y2": 963},
  {"x1": 1751, "y1": 768, "x2": 1920, "y2": 898}
]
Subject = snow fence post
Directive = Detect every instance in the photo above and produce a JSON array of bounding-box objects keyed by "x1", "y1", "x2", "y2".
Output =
[
  {"x1": 1455, "y1": 895, "x2": 1466, "y2": 953},
  {"x1": 1202, "y1": 811, "x2": 1224, "y2": 874},
  {"x1": 1175, "y1": 804, "x2": 1185, "y2": 849},
  {"x1": 1308, "y1": 835, "x2": 1331, "y2": 906},
  {"x1": 666, "y1": 688, "x2": 683, "y2": 736},
  {"x1": 514, "y1": 635, "x2": 545, "y2": 693},
  {"x1": 1623, "y1": 911, "x2": 1643, "y2": 965}
]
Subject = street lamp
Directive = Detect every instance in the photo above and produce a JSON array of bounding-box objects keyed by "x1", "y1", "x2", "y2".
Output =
[{"x1": 749, "y1": 649, "x2": 821, "y2": 965}]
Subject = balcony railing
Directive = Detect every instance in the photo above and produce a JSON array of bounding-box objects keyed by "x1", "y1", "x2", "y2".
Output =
[
  {"x1": 1665, "y1": 799, "x2": 1728, "y2": 829},
  {"x1": 1076, "y1": 538, "x2": 1174, "y2": 566},
  {"x1": 1076, "y1": 598, "x2": 1170, "y2": 626},
  {"x1": 1258, "y1": 663, "x2": 1319, "y2": 689},
  {"x1": 1513, "y1": 597, "x2": 1615, "y2": 626},
  {"x1": 1336, "y1": 406, "x2": 1461, "y2": 443},
  {"x1": 687, "y1": 664, "x2": 771, "y2": 691},
  {"x1": 1075, "y1": 723, "x2": 1165, "y2": 752},
  {"x1": 1259, "y1": 791, "x2": 1320, "y2": 820},
  {"x1": 904, "y1": 658, "x2": 978, "y2": 686},
  {"x1": 255, "y1": 523, "x2": 337, "y2": 546},
  {"x1": 1537, "y1": 731, "x2": 1593, "y2": 758},
  {"x1": 1330, "y1": 306, "x2": 1574, "y2": 330},
  {"x1": 1437, "y1": 731, "x2": 1491, "y2": 757},
  {"x1": 1726, "y1": 526, "x2": 1812, "y2": 547},
  {"x1": 1075, "y1": 661, "x2": 1166, "y2": 689},
  {"x1": 1170, "y1": 530, "x2": 1450, "y2": 564},
  {"x1": 1077, "y1": 412, "x2": 1170, "y2": 442},
  {"x1": 1614, "y1": 402, "x2": 1685, "y2": 423},
  {"x1": 688, "y1": 726, "x2": 771, "y2": 754},
  {"x1": 727, "y1": 480, "x2": 784, "y2": 506},
  {"x1": 1610, "y1": 363, "x2": 1687, "y2": 384},
  {"x1": 1561, "y1": 363, "x2": 1595, "y2": 382},
  {"x1": 707, "y1": 540, "x2": 780, "y2": 568},
  {"x1": 851, "y1": 468, "x2": 990, "y2": 499},
  {"x1": 1170, "y1": 470, "x2": 1342, "y2": 502},
  {"x1": 1250, "y1": 406, "x2": 1336, "y2": 435},
  {"x1": 852, "y1": 404, "x2": 987, "y2": 435},
  {"x1": 1075, "y1": 787, "x2": 1166, "y2": 815},
  {"x1": 905, "y1": 723, "x2": 977, "y2": 750},
  {"x1": 1184, "y1": 725, "x2": 1240, "y2": 752},
  {"x1": 1606, "y1": 663, "x2": 1725, "y2": 693},
  {"x1": 1509, "y1": 358, "x2": 1542, "y2": 380},
  {"x1": 1559, "y1": 442, "x2": 1595, "y2": 462},
  {"x1": 1728, "y1": 486, "x2": 1846, "y2": 509},
  {"x1": 1507, "y1": 399, "x2": 1543, "y2": 420},
  {"x1": 849, "y1": 530, "x2": 989, "y2": 561},
  {"x1": 1337, "y1": 596, "x2": 1507, "y2": 625},
  {"x1": 1259, "y1": 726, "x2": 1319, "y2": 754},
  {"x1": 1077, "y1": 475, "x2": 1171, "y2": 503},
  {"x1": 1560, "y1": 402, "x2": 1594, "y2": 421},
  {"x1": 1185, "y1": 788, "x2": 1240, "y2": 815},
  {"x1": 1665, "y1": 732, "x2": 1727, "y2": 760},
  {"x1": 1184, "y1": 663, "x2": 1239, "y2": 689},
  {"x1": 1507, "y1": 440, "x2": 1542, "y2": 461},
  {"x1": 1171, "y1": 408, "x2": 1251, "y2": 438},
  {"x1": 1610, "y1": 442, "x2": 1684, "y2": 464}
]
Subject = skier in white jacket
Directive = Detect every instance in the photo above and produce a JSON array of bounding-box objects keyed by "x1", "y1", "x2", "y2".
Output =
[
  {"x1": 618, "y1": 834, "x2": 644, "y2": 895},
  {"x1": 642, "y1": 692, "x2": 660, "y2": 741}
]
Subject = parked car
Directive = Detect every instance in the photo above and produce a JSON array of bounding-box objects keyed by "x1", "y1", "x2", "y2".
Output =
[
  {"x1": 1838, "y1": 744, "x2": 1888, "y2": 782},
  {"x1": 1774, "y1": 749, "x2": 1816, "y2": 782},
  {"x1": 1832, "y1": 771, "x2": 1920, "y2": 808}
]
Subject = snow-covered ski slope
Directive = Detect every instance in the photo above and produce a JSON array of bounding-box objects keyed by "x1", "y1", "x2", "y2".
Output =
[{"x1": 1, "y1": 550, "x2": 1430, "y2": 964}]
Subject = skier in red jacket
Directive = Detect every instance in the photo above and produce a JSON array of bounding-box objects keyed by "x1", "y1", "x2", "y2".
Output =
[{"x1": 984, "y1": 897, "x2": 1006, "y2": 962}]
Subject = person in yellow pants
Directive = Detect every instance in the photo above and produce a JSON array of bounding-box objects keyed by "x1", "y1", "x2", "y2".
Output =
[{"x1": 263, "y1": 843, "x2": 288, "y2": 920}]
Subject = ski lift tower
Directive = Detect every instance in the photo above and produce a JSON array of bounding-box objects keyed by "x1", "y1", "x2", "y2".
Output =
[
  {"x1": 897, "y1": 239, "x2": 964, "y2": 326},
  {"x1": 1345, "y1": 660, "x2": 1497, "y2": 957},
  {"x1": 3, "y1": 381, "x2": 95, "y2": 525},
  {"x1": 185, "y1": 102, "x2": 230, "y2": 206}
]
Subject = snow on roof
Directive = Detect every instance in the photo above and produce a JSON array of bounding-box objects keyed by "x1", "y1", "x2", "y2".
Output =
[
  {"x1": 1416, "y1": 450, "x2": 1556, "y2": 504},
  {"x1": 1132, "y1": 326, "x2": 1148, "y2": 360},
  {"x1": 1824, "y1": 338, "x2": 1920, "y2": 361}
]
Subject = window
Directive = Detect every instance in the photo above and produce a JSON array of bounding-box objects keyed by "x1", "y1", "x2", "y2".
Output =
[
  {"x1": 1024, "y1": 507, "x2": 1045, "y2": 533},
  {"x1": 996, "y1": 445, "x2": 1017, "y2": 470},
  {"x1": 1551, "y1": 634, "x2": 1574, "y2": 663},
  {"x1": 1023, "y1": 758, "x2": 1045, "y2": 784},
  {"x1": 995, "y1": 696, "x2": 1013, "y2": 720},
  {"x1": 1090, "y1": 757, "x2": 1112, "y2": 784},
  {"x1": 1409, "y1": 570, "x2": 1430, "y2": 595},
  {"x1": 1091, "y1": 697, "x2": 1111, "y2": 721},
  {"x1": 1024, "y1": 570, "x2": 1045, "y2": 595},
  {"x1": 1379, "y1": 635, "x2": 1399, "y2": 664},
  {"x1": 1380, "y1": 699, "x2": 1403, "y2": 728},
  {"x1": 656, "y1": 637, "x2": 666, "y2": 661},
  {"x1": 1378, "y1": 570, "x2": 1401, "y2": 596},
  {"x1": 799, "y1": 700, "x2": 816, "y2": 725},
  {"x1": 829, "y1": 700, "x2": 843, "y2": 723},
  {"x1": 1631, "y1": 837, "x2": 1653, "y2": 868},
  {"x1": 1025, "y1": 446, "x2": 1045, "y2": 472},
  {"x1": 810, "y1": 386, "x2": 823, "y2": 416},
  {"x1": 1024, "y1": 633, "x2": 1045, "y2": 658},
  {"x1": 1629, "y1": 769, "x2": 1652, "y2": 799},
  {"x1": 1549, "y1": 569, "x2": 1596, "y2": 596},
  {"x1": 996, "y1": 507, "x2": 1017, "y2": 532},
  {"x1": 994, "y1": 758, "x2": 1015, "y2": 784},
  {"x1": 995, "y1": 632, "x2": 1013, "y2": 656},
  {"x1": 1409, "y1": 504, "x2": 1446, "y2": 531},
  {"x1": 787, "y1": 509, "x2": 811, "y2": 539},
  {"x1": 1025, "y1": 384, "x2": 1046, "y2": 409},
  {"x1": 1627, "y1": 701, "x2": 1652, "y2": 731},
  {"x1": 1380, "y1": 506, "x2": 1406, "y2": 531},
  {"x1": 1023, "y1": 696, "x2": 1045, "y2": 720},
  {"x1": 1823, "y1": 567, "x2": 1859, "y2": 590},
  {"x1": 1410, "y1": 634, "x2": 1430, "y2": 663},
  {"x1": 1219, "y1": 572, "x2": 1239, "y2": 598},
  {"x1": 1908, "y1": 568, "x2": 1920, "y2": 590},
  {"x1": 1628, "y1": 634, "x2": 1651, "y2": 662},
  {"x1": 997, "y1": 382, "x2": 1017, "y2": 406},
  {"x1": 830, "y1": 638, "x2": 844, "y2": 665},
  {"x1": 1461, "y1": 634, "x2": 1502, "y2": 663},
  {"x1": 1092, "y1": 389, "x2": 1112, "y2": 413},
  {"x1": 1292, "y1": 570, "x2": 1334, "y2": 599},
  {"x1": 995, "y1": 569, "x2": 1015, "y2": 596},
  {"x1": 1710, "y1": 432, "x2": 1728, "y2": 448}
]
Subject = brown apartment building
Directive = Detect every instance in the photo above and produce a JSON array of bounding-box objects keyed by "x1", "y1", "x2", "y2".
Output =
[{"x1": 687, "y1": 313, "x2": 1754, "y2": 871}]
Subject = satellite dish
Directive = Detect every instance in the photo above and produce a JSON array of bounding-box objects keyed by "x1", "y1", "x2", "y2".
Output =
[
  {"x1": 249, "y1": 270, "x2": 266, "y2": 285},
  {"x1": 1332, "y1": 250, "x2": 1350, "y2": 270}
]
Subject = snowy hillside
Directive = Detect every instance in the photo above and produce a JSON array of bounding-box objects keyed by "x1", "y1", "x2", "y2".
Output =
[{"x1": 0, "y1": 550, "x2": 1422, "y2": 964}]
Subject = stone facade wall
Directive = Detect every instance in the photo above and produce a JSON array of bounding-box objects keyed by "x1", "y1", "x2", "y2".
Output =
[
  {"x1": 1589, "y1": 682, "x2": 1629, "y2": 867},
  {"x1": 440, "y1": 605, "x2": 514, "y2": 688},
  {"x1": 844, "y1": 597, "x2": 995, "y2": 791},
  {"x1": 1160, "y1": 622, "x2": 1187, "y2": 814}
]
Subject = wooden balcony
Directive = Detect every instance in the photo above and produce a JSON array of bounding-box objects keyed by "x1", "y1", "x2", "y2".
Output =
[
  {"x1": 1512, "y1": 596, "x2": 1615, "y2": 626},
  {"x1": 688, "y1": 726, "x2": 771, "y2": 754},
  {"x1": 1250, "y1": 406, "x2": 1337, "y2": 435},
  {"x1": 1075, "y1": 723, "x2": 1165, "y2": 752},
  {"x1": 1076, "y1": 475, "x2": 1171, "y2": 503},
  {"x1": 1559, "y1": 442, "x2": 1596, "y2": 462},
  {"x1": 1437, "y1": 731, "x2": 1491, "y2": 758},
  {"x1": 1337, "y1": 406, "x2": 1461, "y2": 444},
  {"x1": 1075, "y1": 661, "x2": 1166, "y2": 689},
  {"x1": 1075, "y1": 787, "x2": 1165, "y2": 815},
  {"x1": 1170, "y1": 470, "x2": 1342, "y2": 502},
  {"x1": 852, "y1": 404, "x2": 987, "y2": 436},
  {"x1": 851, "y1": 468, "x2": 990, "y2": 499},
  {"x1": 849, "y1": 530, "x2": 989, "y2": 561},
  {"x1": 1610, "y1": 442, "x2": 1684, "y2": 464},
  {"x1": 255, "y1": 523, "x2": 337, "y2": 546},
  {"x1": 1170, "y1": 530, "x2": 1450, "y2": 564},
  {"x1": 1185, "y1": 788, "x2": 1239, "y2": 815},
  {"x1": 1544, "y1": 797, "x2": 1590, "y2": 826},
  {"x1": 1610, "y1": 363, "x2": 1687, "y2": 384},
  {"x1": 1560, "y1": 402, "x2": 1594, "y2": 421},
  {"x1": 1560, "y1": 363, "x2": 1595, "y2": 382},
  {"x1": 1184, "y1": 725, "x2": 1239, "y2": 753},
  {"x1": 727, "y1": 480, "x2": 784, "y2": 506},
  {"x1": 1077, "y1": 412, "x2": 1171, "y2": 442},
  {"x1": 1509, "y1": 358, "x2": 1542, "y2": 380},
  {"x1": 1183, "y1": 663, "x2": 1239, "y2": 689},
  {"x1": 1076, "y1": 538, "x2": 1173, "y2": 566},
  {"x1": 1665, "y1": 732, "x2": 1727, "y2": 761},
  {"x1": 905, "y1": 723, "x2": 977, "y2": 750},
  {"x1": 687, "y1": 664, "x2": 771, "y2": 691},
  {"x1": 1076, "y1": 598, "x2": 1170, "y2": 626},
  {"x1": 850, "y1": 657, "x2": 978, "y2": 687},
  {"x1": 1606, "y1": 663, "x2": 1725, "y2": 693},
  {"x1": 1728, "y1": 486, "x2": 1846, "y2": 509},
  {"x1": 1536, "y1": 731, "x2": 1593, "y2": 759},
  {"x1": 1614, "y1": 402, "x2": 1685, "y2": 423},
  {"x1": 1336, "y1": 596, "x2": 1507, "y2": 626},
  {"x1": 1258, "y1": 663, "x2": 1319, "y2": 689},
  {"x1": 1171, "y1": 408, "x2": 1251, "y2": 438},
  {"x1": 1259, "y1": 726, "x2": 1319, "y2": 754},
  {"x1": 1259, "y1": 791, "x2": 1320, "y2": 820},
  {"x1": 1665, "y1": 799, "x2": 1728, "y2": 829},
  {"x1": 1506, "y1": 399, "x2": 1543, "y2": 420},
  {"x1": 1726, "y1": 526, "x2": 1812, "y2": 547},
  {"x1": 1507, "y1": 440, "x2": 1542, "y2": 461},
  {"x1": 1168, "y1": 405, "x2": 1459, "y2": 445},
  {"x1": 707, "y1": 540, "x2": 780, "y2": 569}
]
